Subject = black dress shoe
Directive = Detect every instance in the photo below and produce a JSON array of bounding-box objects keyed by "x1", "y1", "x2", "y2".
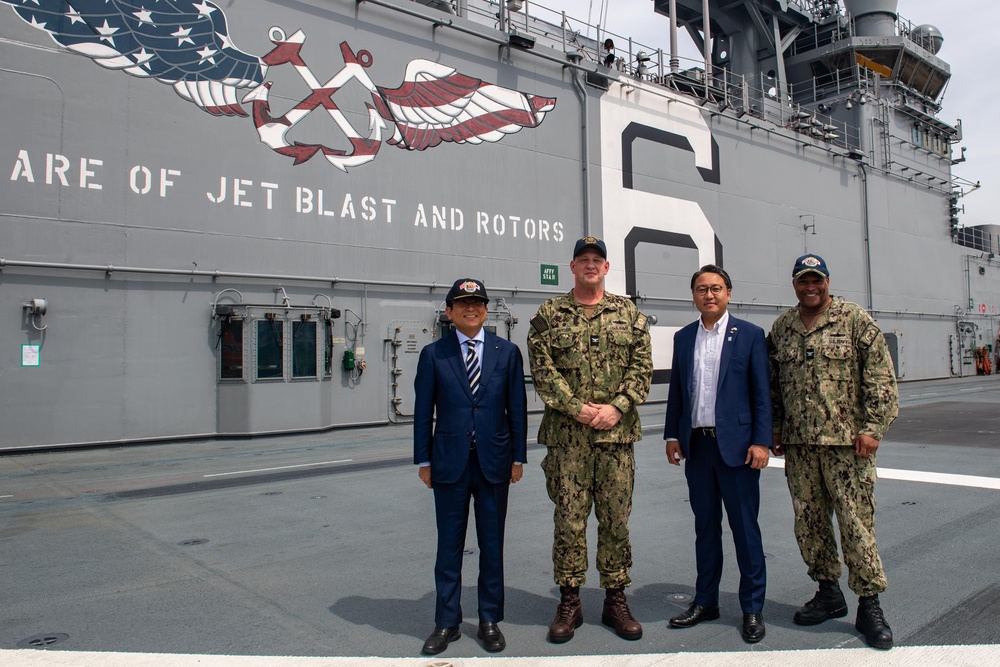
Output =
[
  {"x1": 422, "y1": 626, "x2": 460, "y2": 655},
  {"x1": 742, "y1": 612, "x2": 766, "y2": 643},
  {"x1": 669, "y1": 603, "x2": 721, "y2": 628},
  {"x1": 477, "y1": 621, "x2": 506, "y2": 652}
]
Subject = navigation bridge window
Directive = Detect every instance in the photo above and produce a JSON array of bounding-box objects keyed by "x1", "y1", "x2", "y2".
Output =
[
  {"x1": 257, "y1": 317, "x2": 284, "y2": 380},
  {"x1": 292, "y1": 318, "x2": 317, "y2": 379},
  {"x1": 250, "y1": 314, "x2": 329, "y2": 382},
  {"x1": 218, "y1": 310, "x2": 244, "y2": 380},
  {"x1": 212, "y1": 292, "x2": 340, "y2": 384}
]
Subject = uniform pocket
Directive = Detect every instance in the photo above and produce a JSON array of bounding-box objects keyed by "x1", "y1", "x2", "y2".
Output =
[
  {"x1": 608, "y1": 327, "x2": 632, "y2": 364},
  {"x1": 776, "y1": 344, "x2": 801, "y2": 385},
  {"x1": 550, "y1": 329, "x2": 580, "y2": 369},
  {"x1": 821, "y1": 344, "x2": 853, "y2": 380},
  {"x1": 540, "y1": 451, "x2": 559, "y2": 503},
  {"x1": 777, "y1": 345, "x2": 801, "y2": 364}
]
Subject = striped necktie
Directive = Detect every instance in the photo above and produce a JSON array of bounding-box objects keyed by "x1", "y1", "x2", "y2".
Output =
[{"x1": 465, "y1": 340, "x2": 480, "y2": 399}]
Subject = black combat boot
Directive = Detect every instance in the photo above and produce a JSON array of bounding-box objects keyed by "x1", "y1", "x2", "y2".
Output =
[
  {"x1": 793, "y1": 579, "x2": 848, "y2": 625},
  {"x1": 856, "y1": 594, "x2": 893, "y2": 649},
  {"x1": 548, "y1": 586, "x2": 582, "y2": 643}
]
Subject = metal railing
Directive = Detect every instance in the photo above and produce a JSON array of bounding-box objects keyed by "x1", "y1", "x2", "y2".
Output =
[
  {"x1": 414, "y1": 1, "x2": 897, "y2": 150},
  {"x1": 897, "y1": 13, "x2": 942, "y2": 55},
  {"x1": 956, "y1": 228, "x2": 999, "y2": 255}
]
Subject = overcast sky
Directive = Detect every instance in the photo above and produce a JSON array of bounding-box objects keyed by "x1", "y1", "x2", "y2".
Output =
[{"x1": 546, "y1": 0, "x2": 995, "y2": 229}]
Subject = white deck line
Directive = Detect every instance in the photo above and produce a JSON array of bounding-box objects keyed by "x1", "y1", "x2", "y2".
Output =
[
  {"x1": 202, "y1": 460, "x2": 353, "y2": 477},
  {"x1": 647, "y1": 420, "x2": 1000, "y2": 492},
  {"x1": 2, "y1": 645, "x2": 998, "y2": 666},
  {"x1": 766, "y1": 458, "x2": 1000, "y2": 490}
]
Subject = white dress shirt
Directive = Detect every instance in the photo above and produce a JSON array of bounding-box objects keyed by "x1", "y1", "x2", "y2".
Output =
[
  {"x1": 691, "y1": 311, "x2": 729, "y2": 429},
  {"x1": 456, "y1": 328, "x2": 485, "y2": 367}
]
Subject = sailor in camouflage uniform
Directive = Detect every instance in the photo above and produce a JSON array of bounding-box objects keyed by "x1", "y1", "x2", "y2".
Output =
[
  {"x1": 768, "y1": 254, "x2": 898, "y2": 650},
  {"x1": 527, "y1": 237, "x2": 652, "y2": 643}
]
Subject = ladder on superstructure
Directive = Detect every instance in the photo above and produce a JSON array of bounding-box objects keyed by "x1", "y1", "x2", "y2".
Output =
[{"x1": 878, "y1": 97, "x2": 892, "y2": 169}]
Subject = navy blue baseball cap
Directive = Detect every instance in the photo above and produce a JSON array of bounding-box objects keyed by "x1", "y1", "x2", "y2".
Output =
[
  {"x1": 446, "y1": 278, "x2": 489, "y2": 304},
  {"x1": 573, "y1": 236, "x2": 607, "y2": 259},
  {"x1": 792, "y1": 254, "x2": 830, "y2": 279}
]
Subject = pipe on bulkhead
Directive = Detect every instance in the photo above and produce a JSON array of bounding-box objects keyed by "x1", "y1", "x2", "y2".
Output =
[
  {"x1": 702, "y1": 0, "x2": 711, "y2": 90},
  {"x1": 669, "y1": 0, "x2": 679, "y2": 73},
  {"x1": 571, "y1": 65, "x2": 590, "y2": 236},
  {"x1": 856, "y1": 160, "x2": 874, "y2": 311}
]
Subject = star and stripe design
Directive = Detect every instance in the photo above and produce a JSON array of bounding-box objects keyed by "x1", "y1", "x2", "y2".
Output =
[
  {"x1": 3, "y1": 0, "x2": 557, "y2": 168},
  {"x1": 1, "y1": 0, "x2": 265, "y2": 115},
  {"x1": 374, "y1": 59, "x2": 556, "y2": 151}
]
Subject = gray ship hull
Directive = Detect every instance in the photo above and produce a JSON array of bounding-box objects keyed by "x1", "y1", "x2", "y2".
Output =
[{"x1": 1, "y1": 0, "x2": 996, "y2": 449}]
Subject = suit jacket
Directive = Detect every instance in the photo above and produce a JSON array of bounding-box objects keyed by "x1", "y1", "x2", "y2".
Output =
[
  {"x1": 413, "y1": 330, "x2": 528, "y2": 485},
  {"x1": 663, "y1": 315, "x2": 772, "y2": 467}
]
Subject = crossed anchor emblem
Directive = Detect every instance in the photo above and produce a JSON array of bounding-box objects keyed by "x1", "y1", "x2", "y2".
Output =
[
  {"x1": 243, "y1": 26, "x2": 556, "y2": 173},
  {"x1": 243, "y1": 28, "x2": 387, "y2": 172}
]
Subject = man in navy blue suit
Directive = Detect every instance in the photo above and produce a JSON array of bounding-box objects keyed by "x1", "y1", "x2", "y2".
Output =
[
  {"x1": 663, "y1": 265, "x2": 772, "y2": 643},
  {"x1": 414, "y1": 278, "x2": 528, "y2": 655}
]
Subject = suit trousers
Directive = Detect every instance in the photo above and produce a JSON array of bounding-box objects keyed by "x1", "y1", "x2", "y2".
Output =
[
  {"x1": 432, "y1": 452, "x2": 510, "y2": 627},
  {"x1": 685, "y1": 431, "x2": 766, "y2": 612}
]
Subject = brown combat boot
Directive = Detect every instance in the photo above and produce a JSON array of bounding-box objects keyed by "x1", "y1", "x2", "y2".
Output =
[
  {"x1": 602, "y1": 587, "x2": 643, "y2": 640},
  {"x1": 548, "y1": 585, "x2": 583, "y2": 643}
]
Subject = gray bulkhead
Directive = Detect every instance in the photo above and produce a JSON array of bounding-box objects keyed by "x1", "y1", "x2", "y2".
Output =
[{"x1": 0, "y1": 0, "x2": 991, "y2": 450}]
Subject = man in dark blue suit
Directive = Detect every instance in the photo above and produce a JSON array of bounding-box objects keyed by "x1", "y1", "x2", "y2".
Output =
[
  {"x1": 414, "y1": 278, "x2": 528, "y2": 655},
  {"x1": 663, "y1": 265, "x2": 772, "y2": 643}
]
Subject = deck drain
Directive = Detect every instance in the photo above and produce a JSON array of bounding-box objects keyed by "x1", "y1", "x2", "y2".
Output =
[
  {"x1": 666, "y1": 592, "x2": 693, "y2": 603},
  {"x1": 312, "y1": 495, "x2": 327, "y2": 499},
  {"x1": 17, "y1": 633, "x2": 69, "y2": 649},
  {"x1": 178, "y1": 538, "x2": 209, "y2": 546},
  {"x1": 262, "y1": 491, "x2": 283, "y2": 496}
]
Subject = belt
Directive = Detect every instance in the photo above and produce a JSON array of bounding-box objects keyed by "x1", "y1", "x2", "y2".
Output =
[{"x1": 693, "y1": 427, "x2": 716, "y2": 438}]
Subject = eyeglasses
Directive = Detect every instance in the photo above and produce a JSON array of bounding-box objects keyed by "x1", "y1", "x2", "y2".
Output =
[
  {"x1": 694, "y1": 285, "x2": 726, "y2": 296},
  {"x1": 450, "y1": 300, "x2": 487, "y2": 310}
]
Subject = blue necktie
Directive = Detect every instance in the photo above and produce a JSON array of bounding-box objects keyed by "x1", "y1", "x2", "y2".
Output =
[{"x1": 465, "y1": 340, "x2": 480, "y2": 399}]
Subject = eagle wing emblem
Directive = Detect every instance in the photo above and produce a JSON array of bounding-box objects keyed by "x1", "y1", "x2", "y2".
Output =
[
  {"x1": 2, "y1": 0, "x2": 265, "y2": 116},
  {"x1": 373, "y1": 59, "x2": 556, "y2": 151}
]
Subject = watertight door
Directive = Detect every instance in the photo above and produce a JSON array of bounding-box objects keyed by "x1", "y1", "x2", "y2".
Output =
[{"x1": 387, "y1": 321, "x2": 434, "y2": 421}]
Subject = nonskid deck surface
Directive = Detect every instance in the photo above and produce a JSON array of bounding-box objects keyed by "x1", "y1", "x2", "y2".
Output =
[{"x1": 2, "y1": 377, "x2": 999, "y2": 665}]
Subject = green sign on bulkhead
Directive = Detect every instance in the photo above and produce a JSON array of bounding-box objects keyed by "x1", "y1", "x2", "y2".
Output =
[{"x1": 540, "y1": 264, "x2": 558, "y2": 286}]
